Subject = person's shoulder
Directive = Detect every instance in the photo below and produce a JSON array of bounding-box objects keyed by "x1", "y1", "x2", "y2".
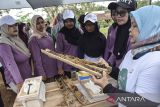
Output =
[
  {"x1": 144, "y1": 51, "x2": 160, "y2": 63},
  {"x1": 99, "y1": 32, "x2": 105, "y2": 37},
  {"x1": 0, "y1": 43, "x2": 10, "y2": 49},
  {"x1": 80, "y1": 33, "x2": 85, "y2": 38},
  {"x1": 29, "y1": 35, "x2": 37, "y2": 40},
  {"x1": 0, "y1": 44, "x2": 12, "y2": 54},
  {"x1": 122, "y1": 50, "x2": 133, "y2": 61},
  {"x1": 132, "y1": 51, "x2": 160, "y2": 70},
  {"x1": 108, "y1": 23, "x2": 117, "y2": 30},
  {"x1": 99, "y1": 32, "x2": 106, "y2": 40},
  {"x1": 57, "y1": 32, "x2": 65, "y2": 39},
  {"x1": 47, "y1": 33, "x2": 52, "y2": 37},
  {"x1": 77, "y1": 28, "x2": 83, "y2": 34},
  {"x1": 28, "y1": 36, "x2": 38, "y2": 44}
]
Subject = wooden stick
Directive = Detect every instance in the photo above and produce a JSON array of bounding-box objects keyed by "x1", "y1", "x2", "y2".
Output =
[
  {"x1": 84, "y1": 64, "x2": 108, "y2": 73},
  {"x1": 46, "y1": 88, "x2": 60, "y2": 93},
  {"x1": 45, "y1": 49, "x2": 107, "y2": 69}
]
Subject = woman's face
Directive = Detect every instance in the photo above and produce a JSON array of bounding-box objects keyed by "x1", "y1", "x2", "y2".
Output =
[
  {"x1": 85, "y1": 21, "x2": 95, "y2": 32},
  {"x1": 36, "y1": 17, "x2": 45, "y2": 32},
  {"x1": 115, "y1": 6, "x2": 129, "y2": 25},
  {"x1": 129, "y1": 17, "x2": 139, "y2": 43},
  {"x1": 64, "y1": 19, "x2": 74, "y2": 29},
  {"x1": 8, "y1": 23, "x2": 18, "y2": 36}
]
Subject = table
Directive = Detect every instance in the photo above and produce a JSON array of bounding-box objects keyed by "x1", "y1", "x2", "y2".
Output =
[{"x1": 13, "y1": 81, "x2": 115, "y2": 107}]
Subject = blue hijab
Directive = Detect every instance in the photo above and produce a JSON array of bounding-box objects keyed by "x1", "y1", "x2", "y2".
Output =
[
  {"x1": 131, "y1": 5, "x2": 160, "y2": 41},
  {"x1": 130, "y1": 5, "x2": 160, "y2": 59}
]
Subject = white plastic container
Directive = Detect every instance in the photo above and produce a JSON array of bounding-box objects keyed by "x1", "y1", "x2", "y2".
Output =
[{"x1": 16, "y1": 76, "x2": 46, "y2": 107}]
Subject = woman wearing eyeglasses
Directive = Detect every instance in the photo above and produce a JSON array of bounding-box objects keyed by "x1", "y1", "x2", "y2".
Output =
[
  {"x1": 93, "y1": 5, "x2": 160, "y2": 107},
  {"x1": 104, "y1": 8, "x2": 117, "y2": 64},
  {"x1": 104, "y1": 0, "x2": 137, "y2": 68},
  {"x1": 28, "y1": 15, "x2": 58, "y2": 81},
  {"x1": 0, "y1": 15, "x2": 32, "y2": 93}
]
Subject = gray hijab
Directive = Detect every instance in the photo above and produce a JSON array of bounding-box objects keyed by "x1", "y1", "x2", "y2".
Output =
[{"x1": 0, "y1": 24, "x2": 31, "y2": 57}]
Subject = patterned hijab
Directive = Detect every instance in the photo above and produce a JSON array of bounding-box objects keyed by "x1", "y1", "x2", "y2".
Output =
[{"x1": 130, "y1": 5, "x2": 160, "y2": 59}]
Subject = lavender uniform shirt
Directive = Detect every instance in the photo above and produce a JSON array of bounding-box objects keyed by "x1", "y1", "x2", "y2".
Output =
[
  {"x1": 55, "y1": 33, "x2": 78, "y2": 71},
  {"x1": 0, "y1": 44, "x2": 32, "y2": 84},
  {"x1": 104, "y1": 25, "x2": 131, "y2": 68},
  {"x1": 28, "y1": 35, "x2": 58, "y2": 78}
]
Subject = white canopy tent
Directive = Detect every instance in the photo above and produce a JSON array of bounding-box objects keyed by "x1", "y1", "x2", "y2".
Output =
[
  {"x1": 26, "y1": 0, "x2": 116, "y2": 9},
  {"x1": 0, "y1": 0, "x2": 31, "y2": 9},
  {"x1": 0, "y1": 0, "x2": 116, "y2": 9}
]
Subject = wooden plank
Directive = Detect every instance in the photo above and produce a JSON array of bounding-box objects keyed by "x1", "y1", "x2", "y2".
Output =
[{"x1": 41, "y1": 49, "x2": 102, "y2": 77}]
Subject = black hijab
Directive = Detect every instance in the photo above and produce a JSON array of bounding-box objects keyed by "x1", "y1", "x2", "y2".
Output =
[
  {"x1": 113, "y1": 17, "x2": 131, "y2": 59},
  {"x1": 78, "y1": 14, "x2": 85, "y2": 31},
  {"x1": 59, "y1": 18, "x2": 82, "y2": 46},
  {"x1": 78, "y1": 22, "x2": 106, "y2": 57}
]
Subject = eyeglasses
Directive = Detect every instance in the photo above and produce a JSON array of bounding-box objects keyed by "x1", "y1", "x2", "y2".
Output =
[
  {"x1": 115, "y1": 10, "x2": 128, "y2": 17},
  {"x1": 111, "y1": 12, "x2": 116, "y2": 17},
  {"x1": 111, "y1": 10, "x2": 116, "y2": 17}
]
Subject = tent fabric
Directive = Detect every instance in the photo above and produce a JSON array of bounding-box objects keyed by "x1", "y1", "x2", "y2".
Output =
[
  {"x1": 27, "y1": 0, "x2": 112, "y2": 9},
  {"x1": 0, "y1": 0, "x2": 31, "y2": 9},
  {"x1": 0, "y1": 0, "x2": 115, "y2": 9}
]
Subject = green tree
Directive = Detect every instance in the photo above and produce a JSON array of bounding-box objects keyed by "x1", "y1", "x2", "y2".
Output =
[
  {"x1": 153, "y1": 1, "x2": 160, "y2": 6},
  {"x1": 137, "y1": 0, "x2": 148, "y2": 8},
  {"x1": 41, "y1": 2, "x2": 104, "y2": 20},
  {"x1": 17, "y1": 13, "x2": 31, "y2": 22},
  {"x1": 42, "y1": 6, "x2": 59, "y2": 20},
  {"x1": 136, "y1": 0, "x2": 160, "y2": 8}
]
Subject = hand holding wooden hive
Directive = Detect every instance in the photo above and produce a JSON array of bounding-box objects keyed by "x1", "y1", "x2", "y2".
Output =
[{"x1": 41, "y1": 49, "x2": 112, "y2": 77}]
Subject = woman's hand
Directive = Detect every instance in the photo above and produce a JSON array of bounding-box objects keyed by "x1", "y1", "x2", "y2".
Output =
[
  {"x1": 98, "y1": 58, "x2": 112, "y2": 74},
  {"x1": 98, "y1": 58, "x2": 109, "y2": 68},
  {"x1": 91, "y1": 71, "x2": 109, "y2": 88},
  {"x1": 42, "y1": 76, "x2": 47, "y2": 81}
]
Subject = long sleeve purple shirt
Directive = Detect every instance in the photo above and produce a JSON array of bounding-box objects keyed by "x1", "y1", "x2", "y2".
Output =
[
  {"x1": 28, "y1": 36, "x2": 58, "y2": 78},
  {"x1": 104, "y1": 25, "x2": 131, "y2": 67},
  {"x1": 0, "y1": 44, "x2": 32, "y2": 84},
  {"x1": 55, "y1": 33, "x2": 78, "y2": 71}
]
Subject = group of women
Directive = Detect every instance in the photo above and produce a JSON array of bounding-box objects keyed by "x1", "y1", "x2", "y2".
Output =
[
  {"x1": 0, "y1": 0, "x2": 160, "y2": 106},
  {"x1": 93, "y1": 0, "x2": 160, "y2": 107},
  {"x1": 0, "y1": 9, "x2": 105, "y2": 92}
]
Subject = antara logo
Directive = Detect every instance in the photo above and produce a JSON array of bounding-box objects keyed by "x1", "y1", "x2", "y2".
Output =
[
  {"x1": 106, "y1": 96, "x2": 146, "y2": 104},
  {"x1": 116, "y1": 96, "x2": 146, "y2": 102}
]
